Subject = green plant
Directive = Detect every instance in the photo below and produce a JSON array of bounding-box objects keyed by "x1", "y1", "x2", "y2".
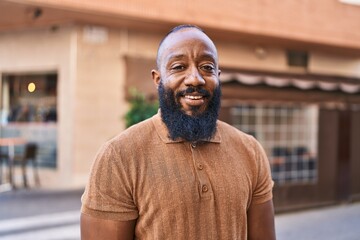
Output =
[{"x1": 124, "y1": 88, "x2": 158, "y2": 128}]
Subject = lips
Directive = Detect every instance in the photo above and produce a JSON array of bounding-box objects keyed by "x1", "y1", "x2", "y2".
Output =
[
  {"x1": 182, "y1": 94, "x2": 206, "y2": 109},
  {"x1": 176, "y1": 87, "x2": 210, "y2": 98},
  {"x1": 175, "y1": 87, "x2": 210, "y2": 113},
  {"x1": 185, "y1": 95, "x2": 204, "y2": 100}
]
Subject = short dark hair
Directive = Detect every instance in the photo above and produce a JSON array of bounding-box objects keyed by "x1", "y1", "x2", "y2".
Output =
[{"x1": 156, "y1": 24, "x2": 205, "y2": 69}]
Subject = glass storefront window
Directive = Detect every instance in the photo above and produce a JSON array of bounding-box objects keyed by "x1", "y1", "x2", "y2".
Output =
[
  {"x1": 1, "y1": 73, "x2": 57, "y2": 168},
  {"x1": 231, "y1": 103, "x2": 319, "y2": 185}
]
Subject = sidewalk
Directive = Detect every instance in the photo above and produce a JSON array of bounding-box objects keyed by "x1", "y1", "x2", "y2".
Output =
[
  {"x1": 0, "y1": 188, "x2": 360, "y2": 240},
  {"x1": 0, "y1": 188, "x2": 83, "y2": 240},
  {"x1": 0, "y1": 188, "x2": 83, "y2": 220},
  {"x1": 276, "y1": 202, "x2": 360, "y2": 240}
]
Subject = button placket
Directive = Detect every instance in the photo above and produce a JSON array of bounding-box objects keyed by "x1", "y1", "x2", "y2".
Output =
[{"x1": 190, "y1": 143, "x2": 212, "y2": 199}]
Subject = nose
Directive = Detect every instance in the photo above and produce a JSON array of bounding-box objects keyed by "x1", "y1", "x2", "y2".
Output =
[{"x1": 184, "y1": 67, "x2": 205, "y2": 87}]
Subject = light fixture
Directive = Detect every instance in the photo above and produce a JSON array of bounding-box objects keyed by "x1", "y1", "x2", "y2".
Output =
[
  {"x1": 25, "y1": 7, "x2": 43, "y2": 20},
  {"x1": 28, "y1": 82, "x2": 36, "y2": 93},
  {"x1": 33, "y1": 8, "x2": 43, "y2": 19},
  {"x1": 255, "y1": 46, "x2": 267, "y2": 59}
]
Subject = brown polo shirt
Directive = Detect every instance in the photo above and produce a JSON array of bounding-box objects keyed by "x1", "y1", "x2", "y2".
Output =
[{"x1": 81, "y1": 113, "x2": 273, "y2": 239}]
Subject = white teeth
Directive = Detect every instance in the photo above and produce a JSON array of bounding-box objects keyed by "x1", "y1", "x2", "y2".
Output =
[{"x1": 185, "y1": 95, "x2": 203, "y2": 100}]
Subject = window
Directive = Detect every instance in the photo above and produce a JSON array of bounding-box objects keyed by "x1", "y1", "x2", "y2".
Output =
[
  {"x1": 286, "y1": 50, "x2": 309, "y2": 69},
  {"x1": 231, "y1": 103, "x2": 319, "y2": 185},
  {"x1": 1, "y1": 73, "x2": 57, "y2": 168}
]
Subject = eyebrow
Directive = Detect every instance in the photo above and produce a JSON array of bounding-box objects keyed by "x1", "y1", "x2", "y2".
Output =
[
  {"x1": 200, "y1": 53, "x2": 217, "y2": 62},
  {"x1": 165, "y1": 52, "x2": 217, "y2": 64},
  {"x1": 165, "y1": 54, "x2": 186, "y2": 63}
]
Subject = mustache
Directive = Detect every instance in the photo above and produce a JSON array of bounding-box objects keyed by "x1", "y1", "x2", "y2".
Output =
[{"x1": 175, "y1": 87, "x2": 211, "y2": 98}]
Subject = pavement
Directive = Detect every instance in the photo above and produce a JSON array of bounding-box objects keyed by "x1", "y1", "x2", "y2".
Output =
[
  {"x1": 0, "y1": 188, "x2": 82, "y2": 240},
  {"x1": 276, "y1": 202, "x2": 360, "y2": 240},
  {"x1": 0, "y1": 188, "x2": 360, "y2": 240}
]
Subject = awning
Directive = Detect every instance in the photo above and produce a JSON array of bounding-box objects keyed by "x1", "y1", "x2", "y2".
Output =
[{"x1": 220, "y1": 72, "x2": 360, "y2": 94}]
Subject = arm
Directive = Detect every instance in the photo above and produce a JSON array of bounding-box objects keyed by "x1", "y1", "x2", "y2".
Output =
[
  {"x1": 81, "y1": 213, "x2": 136, "y2": 240},
  {"x1": 247, "y1": 199, "x2": 276, "y2": 240}
]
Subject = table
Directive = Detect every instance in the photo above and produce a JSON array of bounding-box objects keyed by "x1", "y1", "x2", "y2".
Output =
[{"x1": 0, "y1": 137, "x2": 27, "y2": 189}]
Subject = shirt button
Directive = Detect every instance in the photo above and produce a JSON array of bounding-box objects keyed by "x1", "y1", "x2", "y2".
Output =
[
  {"x1": 197, "y1": 164, "x2": 203, "y2": 170},
  {"x1": 202, "y1": 185, "x2": 208, "y2": 192}
]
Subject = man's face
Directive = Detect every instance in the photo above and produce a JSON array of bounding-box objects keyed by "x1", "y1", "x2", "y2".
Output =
[{"x1": 152, "y1": 28, "x2": 221, "y2": 116}]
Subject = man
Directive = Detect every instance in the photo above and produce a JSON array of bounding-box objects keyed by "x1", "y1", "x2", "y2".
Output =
[{"x1": 81, "y1": 24, "x2": 276, "y2": 240}]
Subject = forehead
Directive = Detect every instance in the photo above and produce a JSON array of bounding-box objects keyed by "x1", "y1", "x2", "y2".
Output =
[{"x1": 158, "y1": 29, "x2": 218, "y2": 64}]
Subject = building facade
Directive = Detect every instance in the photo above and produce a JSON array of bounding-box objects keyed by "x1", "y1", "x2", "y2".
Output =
[{"x1": 0, "y1": 0, "x2": 359, "y2": 211}]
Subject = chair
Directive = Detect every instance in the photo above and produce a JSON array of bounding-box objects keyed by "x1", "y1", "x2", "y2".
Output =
[
  {"x1": 14, "y1": 143, "x2": 40, "y2": 188},
  {"x1": 0, "y1": 149, "x2": 9, "y2": 185}
]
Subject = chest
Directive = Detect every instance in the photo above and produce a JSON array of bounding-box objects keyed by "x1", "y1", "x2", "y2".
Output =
[{"x1": 133, "y1": 142, "x2": 256, "y2": 214}]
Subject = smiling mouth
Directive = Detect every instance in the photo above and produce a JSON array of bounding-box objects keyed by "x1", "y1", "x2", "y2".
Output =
[{"x1": 185, "y1": 95, "x2": 204, "y2": 100}]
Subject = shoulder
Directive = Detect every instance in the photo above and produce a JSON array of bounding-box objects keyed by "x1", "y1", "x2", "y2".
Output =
[
  {"x1": 87, "y1": 117, "x2": 157, "y2": 167},
  {"x1": 106, "y1": 116, "x2": 157, "y2": 152},
  {"x1": 90, "y1": 116, "x2": 157, "y2": 173},
  {"x1": 217, "y1": 120, "x2": 257, "y2": 145},
  {"x1": 216, "y1": 120, "x2": 265, "y2": 163}
]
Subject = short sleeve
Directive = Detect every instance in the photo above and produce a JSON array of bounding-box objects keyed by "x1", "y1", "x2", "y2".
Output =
[
  {"x1": 81, "y1": 141, "x2": 139, "y2": 221},
  {"x1": 250, "y1": 137, "x2": 274, "y2": 205}
]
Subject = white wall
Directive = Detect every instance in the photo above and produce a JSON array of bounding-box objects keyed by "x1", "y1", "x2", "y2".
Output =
[
  {"x1": 310, "y1": 51, "x2": 360, "y2": 78},
  {"x1": 72, "y1": 26, "x2": 128, "y2": 185}
]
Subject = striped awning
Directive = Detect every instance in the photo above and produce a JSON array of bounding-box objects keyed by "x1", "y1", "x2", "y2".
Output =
[{"x1": 220, "y1": 72, "x2": 360, "y2": 94}]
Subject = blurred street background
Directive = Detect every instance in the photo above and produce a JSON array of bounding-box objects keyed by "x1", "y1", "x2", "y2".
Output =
[
  {"x1": 1, "y1": 0, "x2": 360, "y2": 239},
  {"x1": 0, "y1": 189, "x2": 360, "y2": 240}
]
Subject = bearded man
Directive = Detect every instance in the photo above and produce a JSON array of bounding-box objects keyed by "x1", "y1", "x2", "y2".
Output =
[{"x1": 81, "y1": 24, "x2": 276, "y2": 240}]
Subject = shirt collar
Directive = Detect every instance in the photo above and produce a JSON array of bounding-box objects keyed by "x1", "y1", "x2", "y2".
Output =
[{"x1": 151, "y1": 111, "x2": 222, "y2": 144}]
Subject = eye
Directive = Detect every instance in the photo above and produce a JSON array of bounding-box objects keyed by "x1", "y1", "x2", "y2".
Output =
[
  {"x1": 200, "y1": 64, "x2": 215, "y2": 73},
  {"x1": 171, "y1": 64, "x2": 185, "y2": 71}
]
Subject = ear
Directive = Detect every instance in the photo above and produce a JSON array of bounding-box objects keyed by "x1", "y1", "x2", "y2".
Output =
[
  {"x1": 152, "y1": 69, "x2": 161, "y2": 88},
  {"x1": 218, "y1": 69, "x2": 221, "y2": 78}
]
